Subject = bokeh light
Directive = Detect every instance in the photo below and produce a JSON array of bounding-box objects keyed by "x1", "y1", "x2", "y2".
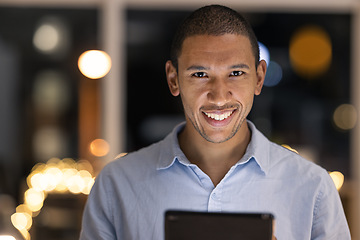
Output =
[
  {"x1": 78, "y1": 50, "x2": 112, "y2": 79},
  {"x1": 26, "y1": 158, "x2": 95, "y2": 195},
  {"x1": 289, "y1": 25, "x2": 332, "y2": 78},
  {"x1": 89, "y1": 139, "x2": 110, "y2": 157},
  {"x1": 34, "y1": 24, "x2": 59, "y2": 52},
  {"x1": 0, "y1": 236, "x2": 17, "y2": 240},
  {"x1": 333, "y1": 104, "x2": 357, "y2": 130},
  {"x1": 76, "y1": 159, "x2": 94, "y2": 173},
  {"x1": 259, "y1": 42, "x2": 270, "y2": 66},
  {"x1": 11, "y1": 212, "x2": 32, "y2": 231},
  {"x1": 264, "y1": 61, "x2": 283, "y2": 87},
  {"x1": 13, "y1": 158, "x2": 96, "y2": 239},
  {"x1": 33, "y1": 126, "x2": 68, "y2": 162},
  {"x1": 32, "y1": 70, "x2": 70, "y2": 115},
  {"x1": 329, "y1": 171, "x2": 345, "y2": 190},
  {"x1": 24, "y1": 189, "x2": 45, "y2": 212},
  {"x1": 33, "y1": 17, "x2": 70, "y2": 56}
]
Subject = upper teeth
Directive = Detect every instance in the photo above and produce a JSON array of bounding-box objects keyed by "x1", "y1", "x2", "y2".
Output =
[{"x1": 204, "y1": 111, "x2": 233, "y2": 121}]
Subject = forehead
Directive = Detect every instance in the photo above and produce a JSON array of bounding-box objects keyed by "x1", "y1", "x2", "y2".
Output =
[{"x1": 179, "y1": 34, "x2": 255, "y2": 66}]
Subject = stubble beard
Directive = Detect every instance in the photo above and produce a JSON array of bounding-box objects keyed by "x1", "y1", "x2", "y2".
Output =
[{"x1": 188, "y1": 106, "x2": 247, "y2": 144}]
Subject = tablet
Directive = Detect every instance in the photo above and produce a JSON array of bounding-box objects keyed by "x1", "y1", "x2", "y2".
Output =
[{"x1": 165, "y1": 210, "x2": 274, "y2": 240}]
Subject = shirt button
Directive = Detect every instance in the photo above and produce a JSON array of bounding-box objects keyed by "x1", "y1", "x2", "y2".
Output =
[{"x1": 211, "y1": 193, "x2": 217, "y2": 200}]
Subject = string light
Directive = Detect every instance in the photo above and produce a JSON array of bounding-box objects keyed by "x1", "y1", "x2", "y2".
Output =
[
  {"x1": 12, "y1": 158, "x2": 96, "y2": 239},
  {"x1": 0, "y1": 236, "x2": 17, "y2": 240}
]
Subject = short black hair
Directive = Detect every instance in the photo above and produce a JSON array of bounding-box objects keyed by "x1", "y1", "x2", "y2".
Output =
[{"x1": 170, "y1": 5, "x2": 260, "y2": 69}]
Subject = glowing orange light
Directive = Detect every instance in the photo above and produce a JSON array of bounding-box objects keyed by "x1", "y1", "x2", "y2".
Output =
[
  {"x1": 78, "y1": 50, "x2": 112, "y2": 79},
  {"x1": 281, "y1": 144, "x2": 299, "y2": 154},
  {"x1": 289, "y1": 25, "x2": 332, "y2": 78},
  {"x1": 89, "y1": 139, "x2": 110, "y2": 157}
]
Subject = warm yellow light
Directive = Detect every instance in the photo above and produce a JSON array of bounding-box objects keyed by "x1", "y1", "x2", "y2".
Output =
[
  {"x1": 24, "y1": 189, "x2": 45, "y2": 212},
  {"x1": 61, "y1": 158, "x2": 76, "y2": 169},
  {"x1": 90, "y1": 139, "x2": 110, "y2": 157},
  {"x1": 12, "y1": 158, "x2": 97, "y2": 240},
  {"x1": 333, "y1": 104, "x2": 357, "y2": 130},
  {"x1": 67, "y1": 174, "x2": 84, "y2": 194},
  {"x1": 281, "y1": 144, "x2": 299, "y2": 154},
  {"x1": 44, "y1": 167, "x2": 63, "y2": 192},
  {"x1": 289, "y1": 25, "x2": 332, "y2": 78},
  {"x1": 31, "y1": 163, "x2": 46, "y2": 173},
  {"x1": 0, "y1": 236, "x2": 17, "y2": 240},
  {"x1": 29, "y1": 173, "x2": 45, "y2": 191},
  {"x1": 16, "y1": 204, "x2": 33, "y2": 217},
  {"x1": 78, "y1": 170, "x2": 95, "y2": 194},
  {"x1": 116, "y1": 152, "x2": 128, "y2": 159},
  {"x1": 78, "y1": 50, "x2": 112, "y2": 79},
  {"x1": 18, "y1": 229, "x2": 30, "y2": 240},
  {"x1": 11, "y1": 212, "x2": 32, "y2": 230},
  {"x1": 76, "y1": 160, "x2": 94, "y2": 174},
  {"x1": 329, "y1": 171, "x2": 345, "y2": 190},
  {"x1": 82, "y1": 177, "x2": 95, "y2": 195}
]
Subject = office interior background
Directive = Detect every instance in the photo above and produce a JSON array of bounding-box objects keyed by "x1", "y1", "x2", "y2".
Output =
[{"x1": 0, "y1": 0, "x2": 359, "y2": 239}]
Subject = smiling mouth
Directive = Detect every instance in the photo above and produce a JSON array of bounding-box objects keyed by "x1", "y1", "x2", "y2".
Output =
[{"x1": 203, "y1": 110, "x2": 236, "y2": 121}]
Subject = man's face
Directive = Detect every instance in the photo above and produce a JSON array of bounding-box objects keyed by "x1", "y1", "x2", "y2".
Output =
[{"x1": 166, "y1": 34, "x2": 266, "y2": 143}]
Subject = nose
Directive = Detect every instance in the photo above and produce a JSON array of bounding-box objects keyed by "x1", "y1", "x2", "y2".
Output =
[{"x1": 207, "y1": 78, "x2": 232, "y2": 106}]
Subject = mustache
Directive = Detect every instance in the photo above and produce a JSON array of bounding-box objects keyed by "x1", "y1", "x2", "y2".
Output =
[{"x1": 200, "y1": 103, "x2": 239, "y2": 111}]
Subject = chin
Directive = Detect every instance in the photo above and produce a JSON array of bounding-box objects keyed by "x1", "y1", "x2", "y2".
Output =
[{"x1": 201, "y1": 130, "x2": 237, "y2": 144}]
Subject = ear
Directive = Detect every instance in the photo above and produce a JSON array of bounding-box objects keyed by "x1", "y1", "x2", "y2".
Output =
[
  {"x1": 255, "y1": 60, "x2": 267, "y2": 96},
  {"x1": 165, "y1": 60, "x2": 180, "y2": 96}
]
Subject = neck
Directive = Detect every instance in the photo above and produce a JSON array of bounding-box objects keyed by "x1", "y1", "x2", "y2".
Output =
[{"x1": 178, "y1": 121, "x2": 251, "y2": 186}]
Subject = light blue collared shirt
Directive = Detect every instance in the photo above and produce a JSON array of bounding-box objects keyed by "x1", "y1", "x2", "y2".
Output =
[{"x1": 80, "y1": 121, "x2": 350, "y2": 239}]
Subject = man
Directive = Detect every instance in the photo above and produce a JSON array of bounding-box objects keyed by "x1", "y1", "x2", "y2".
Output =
[{"x1": 80, "y1": 5, "x2": 351, "y2": 239}]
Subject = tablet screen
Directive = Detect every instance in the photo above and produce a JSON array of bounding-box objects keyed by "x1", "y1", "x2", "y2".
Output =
[{"x1": 165, "y1": 210, "x2": 274, "y2": 240}]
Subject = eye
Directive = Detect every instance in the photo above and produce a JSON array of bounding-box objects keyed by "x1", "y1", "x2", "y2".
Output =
[
  {"x1": 192, "y1": 72, "x2": 208, "y2": 78},
  {"x1": 230, "y1": 71, "x2": 244, "y2": 77}
]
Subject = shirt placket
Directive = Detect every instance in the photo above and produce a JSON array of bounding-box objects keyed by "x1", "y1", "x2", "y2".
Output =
[
  {"x1": 188, "y1": 165, "x2": 225, "y2": 212},
  {"x1": 208, "y1": 186, "x2": 222, "y2": 211}
]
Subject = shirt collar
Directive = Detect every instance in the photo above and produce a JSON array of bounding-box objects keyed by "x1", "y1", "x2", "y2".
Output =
[
  {"x1": 157, "y1": 122, "x2": 187, "y2": 170},
  {"x1": 238, "y1": 121, "x2": 270, "y2": 175},
  {"x1": 157, "y1": 120, "x2": 271, "y2": 175}
]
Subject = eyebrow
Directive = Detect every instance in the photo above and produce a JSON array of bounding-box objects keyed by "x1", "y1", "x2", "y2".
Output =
[
  {"x1": 230, "y1": 64, "x2": 250, "y2": 69},
  {"x1": 186, "y1": 65, "x2": 209, "y2": 71},
  {"x1": 186, "y1": 64, "x2": 250, "y2": 71}
]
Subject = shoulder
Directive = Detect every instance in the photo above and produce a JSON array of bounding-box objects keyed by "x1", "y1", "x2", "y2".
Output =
[
  {"x1": 96, "y1": 139, "x2": 168, "y2": 186},
  {"x1": 248, "y1": 121, "x2": 329, "y2": 182},
  {"x1": 268, "y1": 141, "x2": 330, "y2": 182},
  {"x1": 104, "y1": 141, "x2": 162, "y2": 172}
]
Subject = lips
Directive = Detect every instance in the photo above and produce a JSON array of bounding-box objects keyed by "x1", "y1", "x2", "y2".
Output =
[{"x1": 201, "y1": 107, "x2": 237, "y2": 127}]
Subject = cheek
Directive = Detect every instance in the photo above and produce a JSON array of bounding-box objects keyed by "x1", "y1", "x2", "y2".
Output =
[
  {"x1": 231, "y1": 83, "x2": 254, "y2": 98},
  {"x1": 232, "y1": 88, "x2": 255, "y2": 107},
  {"x1": 180, "y1": 83, "x2": 206, "y2": 103},
  {"x1": 179, "y1": 91, "x2": 193, "y2": 112},
  {"x1": 179, "y1": 89, "x2": 205, "y2": 119}
]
